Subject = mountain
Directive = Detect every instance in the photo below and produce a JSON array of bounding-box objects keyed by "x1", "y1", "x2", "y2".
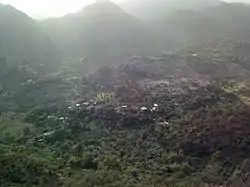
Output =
[
  {"x1": 39, "y1": 0, "x2": 250, "y2": 71},
  {"x1": 41, "y1": 1, "x2": 173, "y2": 70},
  {"x1": 0, "y1": 4, "x2": 61, "y2": 71},
  {"x1": 2, "y1": 0, "x2": 250, "y2": 73},
  {"x1": 151, "y1": 2, "x2": 250, "y2": 49},
  {"x1": 205, "y1": 3, "x2": 250, "y2": 40},
  {"x1": 118, "y1": 0, "x2": 223, "y2": 20}
]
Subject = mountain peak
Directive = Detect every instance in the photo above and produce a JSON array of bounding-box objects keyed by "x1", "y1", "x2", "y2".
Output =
[
  {"x1": 82, "y1": 0, "x2": 124, "y2": 15},
  {"x1": 0, "y1": 3, "x2": 30, "y2": 20},
  {"x1": 66, "y1": 0, "x2": 128, "y2": 20}
]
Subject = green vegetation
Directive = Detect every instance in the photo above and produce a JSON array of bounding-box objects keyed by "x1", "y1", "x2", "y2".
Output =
[
  {"x1": 2, "y1": 0, "x2": 250, "y2": 186},
  {"x1": 0, "y1": 60, "x2": 250, "y2": 186}
]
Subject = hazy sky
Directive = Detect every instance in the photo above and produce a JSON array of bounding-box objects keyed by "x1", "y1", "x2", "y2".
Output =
[
  {"x1": 0, "y1": 0, "x2": 96, "y2": 19},
  {"x1": 0, "y1": 0, "x2": 249, "y2": 19}
]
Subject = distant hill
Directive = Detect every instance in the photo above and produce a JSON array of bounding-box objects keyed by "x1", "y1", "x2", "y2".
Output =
[
  {"x1": 118, "y1": 0, "x2": 223, "y2": 20},
  {"x1": 154, "y1": 2, "x2": 250, "y2": 49},
  {"x1": 204, "y1": 3, "x2": 250, "y2": 40},
  {"x1": 39, "y1": 1, "x2": 250, "y2": 70},
  {"x1": 2, "y1": 1, "x2": 250, "y2": 72},
  {"x1": 40, "y1": 1, "x2": 174, "y2": 70},
  {"x1": 0, "y1": 4, "x2": 61, "y2": 71}
]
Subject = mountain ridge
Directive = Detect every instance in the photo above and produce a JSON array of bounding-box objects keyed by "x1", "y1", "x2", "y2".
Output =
[
  {"x1": 0, "y1": 4, "x2": 61, "y2": 71},
  {"x1": 118, "y1": 0, "x2": 224, "y2": 20},
  {"x1": 40, "y1": 0, "x2": 173, "y2": 70},
  {"x1": 2, "y1": 0, "x2": 250, "y2": 71}
]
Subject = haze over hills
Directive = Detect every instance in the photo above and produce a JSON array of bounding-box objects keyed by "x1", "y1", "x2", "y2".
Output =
[
  {"x1": 39, "y1": 0, "x2": 250, "y2": 70},
  {"x1": 118, "y1": 0, "x2": 224, "y2": 19},
  {"x1": 1, "y1": 0, "x2": 250, "y2": 71},
  {"x1": 160, "y1": 2, "x2": 250, "y2": 48},
  {"x1": 0, "y1": 3, "x2": 61, "y2": 71},
  {"x1": 1, "y1": 0, "x2": 250, "y2": 19},
  {"x1": 40, "y1": 0, "x2": 176, "y2": 70}
]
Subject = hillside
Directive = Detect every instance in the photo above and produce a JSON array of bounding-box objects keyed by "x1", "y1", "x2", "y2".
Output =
[
  {"x1": 2, "y1": 1, "x2": 250, "y2": 71},
  {"x1": 154, "y1": 2, "x2": 250, "y2": 49},
  {"x1": 41, "y1": 1, "x2": 173, "y2": 71},
  {"x1": 0, "y1": 4, "x2": 61, "y2": 71},
  {"x1": 118, "y1": 0, "x2": 223, "y2": 20},
  {"x1": 205, "y1": 3, "x2": 250, "y2": 40},
  {"x1": 40, "y1": 1, "x2": 250, "y2": 71},
  {"x1": 2, "y1": 42, "x2": 250, "y2": 186}
]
